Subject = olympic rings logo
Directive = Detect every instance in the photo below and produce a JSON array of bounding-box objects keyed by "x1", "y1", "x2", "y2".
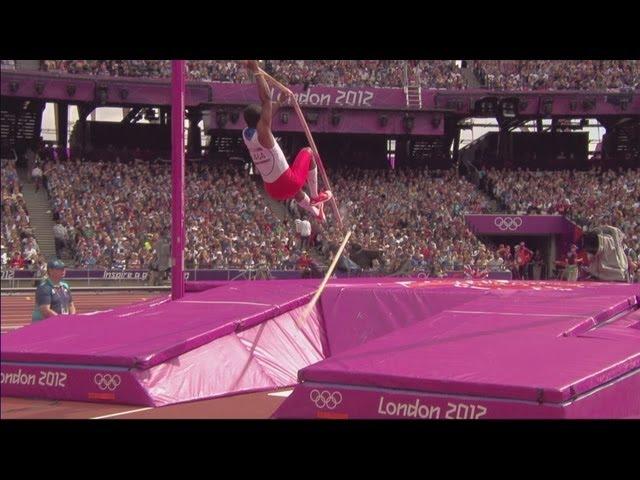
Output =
[
  {"x1": 94, "y1": 373, "x2": 121, "y2": 391},
  {"x1": 494, "y1": 216, "x2": 523, "y2": 231},
  {"x1": 310, "y1": 389, "x2": 343, "y2": 410}
]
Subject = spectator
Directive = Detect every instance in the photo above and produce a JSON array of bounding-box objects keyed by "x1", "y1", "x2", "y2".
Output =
[
  {"x1": 564, "y1": 244, "x2": 582, "y2": 281},
  {"x1": 300, "y1": 218, "x2": 311, "y2": 250},
  {"x1": 53, "y1": 220, "x2": 68, "y2": 259},
  {"x1": 531, "y1": 250, "x2": 544, "y2": 280},
  {"x1": 515, "y1": 241, "x2": 534, "y2": 280},
  {"x1": 32, "y1": 163, "x2": 44, "y2": 192},
  {"x1": 9, "y1": 251, "x2": 26, "y2": 270}
]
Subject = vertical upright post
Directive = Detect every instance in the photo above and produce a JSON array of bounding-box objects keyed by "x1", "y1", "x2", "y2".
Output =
[
  {"x1": 171, "y1": 60, "x2": 185, "y2": 300},
  {"x1": 55, "y1": 102, "x2": 69, "y2": 155},
  {"x1": 452, "y1": 127, "x2": 461, "y2": 175}
]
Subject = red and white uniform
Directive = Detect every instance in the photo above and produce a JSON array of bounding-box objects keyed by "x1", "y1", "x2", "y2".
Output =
[{"x1": 243, "y1": 128, "x2": 312, "y2": 200}]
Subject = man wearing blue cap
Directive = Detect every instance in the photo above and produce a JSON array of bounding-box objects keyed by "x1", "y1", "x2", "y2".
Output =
[{"x1": 32, "y1": 259, "x2": 76, "y2": 322}]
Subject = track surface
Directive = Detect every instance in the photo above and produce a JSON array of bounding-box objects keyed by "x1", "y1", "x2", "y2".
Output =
[
  {"x1": 1, "y1": 292, "x2": 287, "y2": 419},
  {"x1": 1, "y1": 292, "x2": 164, "y2": 333},
  {"x1": 1, "y1": 390, "x2": 289, "y2": 419}
]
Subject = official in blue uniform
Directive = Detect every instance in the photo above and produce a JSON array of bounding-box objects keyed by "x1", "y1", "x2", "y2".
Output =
[{"x1": 32, "y1": 259, "x2": 76, "y2": 322}]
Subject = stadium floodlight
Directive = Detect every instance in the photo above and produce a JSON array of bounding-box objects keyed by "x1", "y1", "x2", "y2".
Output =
[
  {"x1": 216, "y1": 110, "x2": 228, "y2": 128},
  {"x1": 305, "y1": 111, "x2": 319, "y2": 125},
  {"x1": 541, "y1": 98, "x2": 553, "y2": 115},
  {"x1": 96, "y1": 86, "x2": 108, "y2": 105},
  {"x1": 501, "y1": 101, "x2": 516, "y2": 118},
  {"x1": 582, "y1": 98, "x2": 596, "y2": 111},
  {"x1": 474, "y1": 97, "x2": 497, "y2": 116},
  {"x1": 403, "y1": 114, "x2": 415, "y2": 132},
  {"x1": 446, "y1": 98, "x2": 464, "y2": 111}
]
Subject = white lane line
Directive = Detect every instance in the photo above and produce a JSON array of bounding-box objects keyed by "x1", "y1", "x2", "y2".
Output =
[
  {"x1": 117, "y1": 309, "x2": 145, "y2": 317},
  {"x1": 445, "y1": 310, "x2": 581, "y2": 317},
  {"x1": 149, "y1": 298, "x2": 171, "y2": 307},
  {"x1": 91, "y1": 407, "x2": 153, "y2": 419},
  {"x1": 268, "y1": 389, "x2": 294, "y2": 398},
  {"x1": 178, "y1": 300, "x2": 272, "y2": 307}
]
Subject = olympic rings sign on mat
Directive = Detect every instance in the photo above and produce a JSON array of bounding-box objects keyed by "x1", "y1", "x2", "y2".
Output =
[
  {"x1": 310, "y1": 389, "x2": 343, "y2": 410},
  {"x1": 94, "y1": 373, "x2": 121, "y2": 391},
  {"x1": 493, "y1": 216, "x2": 523, "y2": 231}
]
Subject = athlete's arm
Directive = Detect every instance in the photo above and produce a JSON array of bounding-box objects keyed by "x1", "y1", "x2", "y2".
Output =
[
  {"x1": 69, "y1": 302, "x2": 76, "y2": 315},
  {"x1": 246, "y1": 61, "x2": 275, "y2": 148},
  {"x1": 256, "y1": 76, "x2": 274, "y2": 146},
  {"x1": 39, "y1": 305, "x2": 58, "y2": 318},
  {"x1": 36, "y1": 285, "x2": 57, "y2": 318}
]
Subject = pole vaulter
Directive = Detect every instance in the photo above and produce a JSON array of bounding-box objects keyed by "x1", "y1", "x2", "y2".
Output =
[{"x1": 241, "y1": 60, "x2": 343, "y2": 228}]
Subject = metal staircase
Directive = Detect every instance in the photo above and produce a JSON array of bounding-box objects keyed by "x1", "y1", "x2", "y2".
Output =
[
  {"x1": 403, "y1": 61, "x2": 422, "y2": 109},
  {"x1": 17, "y1": 171, "x2": 57, "y2": 261}
]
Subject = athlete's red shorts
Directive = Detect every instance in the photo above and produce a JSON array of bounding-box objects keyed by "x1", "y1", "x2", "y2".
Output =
[{"x1": 264, "y1": 147, "x2": 313, "y2": 200}]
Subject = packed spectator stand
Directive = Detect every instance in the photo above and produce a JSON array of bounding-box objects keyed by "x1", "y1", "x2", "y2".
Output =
[
  {"x1": 2, "y1": 60, "x2": 639, "y2": 283},
  {"x1": 40, "y1": 156, "x2": 503, "y2": 276},
  {"x1": 472, "y1": 60, "x2": 639, "y2": 91},
  {"x1": 34, "y1": 60, "x2": 640, "y2": 90},
  {"x1": 3, "y1": 153, "x2": 639, "y2": 282},
  {"x1": 481, "y1": 167, "x2": 640, "y2": 255},
  {"x1": 1, "y1": 157, "x2": 45, "y2": 273}
]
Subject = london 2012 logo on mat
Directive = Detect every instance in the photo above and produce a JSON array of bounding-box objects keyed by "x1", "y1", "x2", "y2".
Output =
[
  {"x1": 310, "y1": 389, "x2": 343, "y2": 409},
  {"x1": 94, "y1": 373, "x2": 121, "y2": 391}
]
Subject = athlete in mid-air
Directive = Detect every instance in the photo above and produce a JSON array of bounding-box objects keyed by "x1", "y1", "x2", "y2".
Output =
[{"x1": 242, "y1": 60, "x2": 332, "y2": 223}]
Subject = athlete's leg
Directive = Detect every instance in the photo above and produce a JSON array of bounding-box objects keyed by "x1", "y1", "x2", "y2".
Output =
[
  {"x1": 294, "y1": 190, "x2": 320, "y2": 218},
  {"x1": 305, "y1": 149, "x2": 319, "y2": 198},
  {"x1": 292, "y1": 147, "x2": 332, "y2": 206}
]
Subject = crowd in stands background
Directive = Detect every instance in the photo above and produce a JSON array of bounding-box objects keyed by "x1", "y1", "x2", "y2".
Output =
[
  {"x1": 472, "y1": 60, "x2": 639, "y2": 91},
  {"x1": 31, "y1": 60, "x2": 639, "y2": 90},
  {"x1": 3, "y1": 145, "x2": 637, "y2": 281},
  {"x1": 2, "y1": 58, "x2": 639, "y2": 279},
  {"x1": 1, "y1": 157, "x2": 47, "y2": 275}
]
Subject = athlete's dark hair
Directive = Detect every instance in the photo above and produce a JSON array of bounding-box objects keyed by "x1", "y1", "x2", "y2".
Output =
[{"x1": 243, "y1": 104, "x2": 262, "y2": 128}]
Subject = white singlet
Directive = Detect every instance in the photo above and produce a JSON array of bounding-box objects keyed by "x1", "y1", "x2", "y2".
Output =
[{"x1": 242, "y1": 128, "x2": 289, "y2": 184}]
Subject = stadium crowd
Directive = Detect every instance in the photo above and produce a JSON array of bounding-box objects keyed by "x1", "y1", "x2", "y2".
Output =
[
  {"x1": 39, "y1": 157, "x2": 506, "y2": 275},
  {"x1": 266, "y1": 60, "x2": 467, "y2": 89},
  {"x1": 473, "y1": 60, "x2": 640, "y2": 91},
  {"x1": 482, "y1": 167, "x2": 640, "y2": 255},
  {"x1": 4, "y1": 153, "x2": 637, "y2": 282},
  {"x1": 316, "y1": 167, "x2": 500, "y2": 276},
  {"x1": 44, "y1": 159, "x2": 307, "y2": 271},
  {"x1": 38, "y1": 60, "x2": 466, "y2": 89},
  {"x1": 1, "y1": 158, "x2": 45, "y2": 272},
  {"x1": 23, "y1": 60, "x2": 638, "y2": 91}
]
